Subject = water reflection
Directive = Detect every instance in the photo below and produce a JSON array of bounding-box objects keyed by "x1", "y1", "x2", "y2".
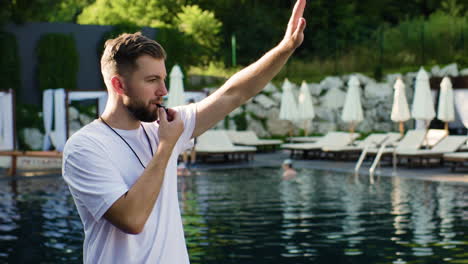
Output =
[{"x1": 0, "y1": 169, "x2": 467, "y2": 264}]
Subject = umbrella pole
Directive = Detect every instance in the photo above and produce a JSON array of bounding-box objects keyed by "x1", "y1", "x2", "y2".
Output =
[
  {"x1": 303, "y1": 120, "x2": 308, "y2": 137},
  {"x1": 350, "y1": 122, "x2": 355, "y2": 139},
  {"x1": 399, "y1": 122, "x2": 404, "y2": 137},
  {"x1": 423, "y1": 120, "x2": 429, "y2": 148},
  {"x1": 289, "y1": 122, "x2": 293, "y2": 137},
  {"x1": 444, "y1": 122, "x2": 449, "y2": 133}
]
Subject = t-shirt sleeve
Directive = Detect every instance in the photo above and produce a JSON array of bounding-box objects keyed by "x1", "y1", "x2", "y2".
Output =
[
  {"x1": 174, "y1": 103, "x2": 197, "y2": 154},
  {"x1": 63, "y1": 137, "x2": 128, "y2": 222}
]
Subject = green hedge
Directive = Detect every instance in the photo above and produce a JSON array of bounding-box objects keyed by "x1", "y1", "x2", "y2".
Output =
[
  {"x1": 0, "y1": 31, "x2": 21, "y2": 92},
  {"x1": 36, "y1": 33, "x2": 79, "y2": 91}
]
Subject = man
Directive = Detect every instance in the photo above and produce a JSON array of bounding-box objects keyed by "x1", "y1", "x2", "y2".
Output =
[
  {"x1": 62, "y1": 0, "x2": 306, "y2": 263},
  {"x1": 282, "y1": 159, "x2": 298, "y2": 180}
]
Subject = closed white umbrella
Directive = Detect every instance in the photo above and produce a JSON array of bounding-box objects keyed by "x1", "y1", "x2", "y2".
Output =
[
  {"x1": 167, "y1": 64, "x2": 185, "y2": 107},
  {"x1": 297, "y1": 81, "x2": 315, "y2": 136},
  {"x1": 411, "y1": 67, "x2": 435, "y2": 145},
  {"x1": 341, "y1": 76, "x2": 363, "y2": 135},
  {"x1": 437, "y1": 76, "x2": 455, "y2": 133},
  {"x1": 391, "y1": 77, "x2": 411, "y2": 136},
  {"x1": 279, "y1": 78, "x2": 299, "y2": 136}
]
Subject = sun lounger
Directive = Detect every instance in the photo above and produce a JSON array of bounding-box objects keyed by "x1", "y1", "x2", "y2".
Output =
[
  {"x1": 226, "y1": 130, "x2": 283, "y2": 151},
  {"x1": 287, "y1": 136, "x2": 323, "y2": 143},
  {"x1": 282, "y1": 131, "x2": 360, "y2": 159},
  {"x1": 396, "y1": 135, "x2": 467, "y2": 167},
  {"x1": 195, "y1": 130, "x2": 256, "y2": 162},
  {"x1": 443, "y1": 152, "x2": 468, "y2": 171},
  {"x1": 321, "y1": 132, "x2": 401, "y2": 160},
  {"x1": 366, "y1": 129, "x2": 443, "y2": 157}
]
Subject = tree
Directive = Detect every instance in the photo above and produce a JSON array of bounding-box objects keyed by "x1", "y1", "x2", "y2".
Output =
[{"x1": 174, "y1": 5, "x2": 222, "y2": 54}]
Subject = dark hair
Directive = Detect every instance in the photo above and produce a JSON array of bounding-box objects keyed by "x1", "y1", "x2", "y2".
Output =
[{"x1": 101, "y1": 32, "x2": 166, "y2": 77}]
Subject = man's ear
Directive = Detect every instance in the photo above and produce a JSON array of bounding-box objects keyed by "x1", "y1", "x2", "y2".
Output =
[{"x1": 110, "y1": 76, "x2": 125, "y2": 95}]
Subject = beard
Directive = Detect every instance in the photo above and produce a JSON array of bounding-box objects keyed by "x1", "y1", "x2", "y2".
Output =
[{"x1": 124, "y1": 96, "x2": 158, "y2": 122}]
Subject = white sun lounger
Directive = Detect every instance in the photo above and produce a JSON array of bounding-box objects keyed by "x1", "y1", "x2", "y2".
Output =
[
  {"x1": 226, "y1": 130, "x2": 283, "y2": 151},
  {"x1": 281, "y1": 131, "x2": 360, "y2": 158},
  {"x1": 396, "y1": 135, "x2": 467, "y2": 167},
  {"x1": 195, "y1": 130, "x2": 257, "y2": 162}
]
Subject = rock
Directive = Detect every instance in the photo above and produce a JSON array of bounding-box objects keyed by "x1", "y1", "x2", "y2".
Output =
[
  {"x1": 68, "y1": 107, "x2": 79, "y2": 121},
  {"x1": 309, "y1": 83, "x2": 322, "y2": 96},
  {"x1": 22, "y1": 128, "x2": 43, "y2": 150},
  {"x1": 319, "y1": 76, "x2": 344, "y2": 91},
  {"x1": 460, "y1": 68, "x2": 468, "y2": 76},
  {"x1": 364, "y1": 82, "x2": 392, "y2": 99},
  {"x1": 271, "y1": 92, "x2": 282, "y2": 103},
  {"x1": 386, "y1": 73, "x2": 403, "y2": 85},
  {"x1": 313, "y1": 122, "x2": 337, "y2": 134},
  {"x1": 352, "y1": 73, "x2": 375, "y2": 86},
  {"x1": 69, "y1": 120, "x2": 82, "y2": 132},
  {"x1": 246, "y1": 103, "x2": 268, "y2": 118},
  {"x1": 228, "y1": 107, "x2": 243, "y2": 118},
  {"x1": 356, "y1": 120, "x2": 372, "y2": 133},
  {"x1": 263, "y1": 82, "x2": 278, "y2": 93},
  {"x1": 315, "y1": 106, "x2": 335, "y2": 122},
  {"x1": 79, "y1": 113, "x2": 93, "y2": 126},
  {"x1": 439, "y1": 63, "x2": 459, "y2": 77},
  {"x1": 431, "y1": 65, "x2": 442, "y2": 77},
  {"x1": 322, "y1": 87, "x2": 346, "y2": 109},
  {"x1": 247, "y1": 119, "x2": 269, "y2": 137},
  {"x1": 253, "y1": 94, "x2": 277, "y2": 109},
  {"x1": 373, "y1": 122, "x2": 393, "y2": 132}
]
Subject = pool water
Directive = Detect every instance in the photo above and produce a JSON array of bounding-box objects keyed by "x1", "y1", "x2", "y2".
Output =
[{"x1": 0, "y1": 168, "x2": 467, "y2": 263}]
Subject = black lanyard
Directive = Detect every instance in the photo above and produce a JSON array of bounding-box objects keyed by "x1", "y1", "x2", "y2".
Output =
[{"x1": 100, "y1": 117, "x2": 154, "y2": 169}]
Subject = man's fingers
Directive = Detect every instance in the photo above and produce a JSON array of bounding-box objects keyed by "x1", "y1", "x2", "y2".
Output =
[
  {"x1": 290, "y1": 0, "x2": 306, "y2": 29},
  {"x1": 158, "y1": 107, "x2": 167, "y2": 123},
  {"x1": 295, "y1": 18, "x2": 306, "y2": 36}
]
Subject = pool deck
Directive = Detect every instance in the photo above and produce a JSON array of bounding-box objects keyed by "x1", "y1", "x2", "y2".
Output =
[{"x1": 1, "y1": 150, "x2": 467, "y2": 184}]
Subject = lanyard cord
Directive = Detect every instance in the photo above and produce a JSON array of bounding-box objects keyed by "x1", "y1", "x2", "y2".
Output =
[{"x1": 99, "y1": 117, "x2": 154, "y2": 169}]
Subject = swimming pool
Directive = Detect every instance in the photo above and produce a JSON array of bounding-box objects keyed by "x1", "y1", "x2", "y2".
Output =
[{"x1": 0, "y1": 168, "x2": 467, "y2": 263}]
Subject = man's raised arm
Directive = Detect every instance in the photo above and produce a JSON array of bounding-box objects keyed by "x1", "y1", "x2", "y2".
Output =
[{"x1": 192, "y1": 0, "x2": 307, "y2": 138}]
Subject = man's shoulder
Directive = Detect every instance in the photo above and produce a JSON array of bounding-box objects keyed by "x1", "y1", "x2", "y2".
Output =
[{"x1": 64, "y1": 120, "x2": 106, "y2": 152}]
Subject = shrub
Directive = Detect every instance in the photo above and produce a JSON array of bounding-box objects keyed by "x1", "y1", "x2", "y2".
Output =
[
  {"x1": 0, "y1": 32, "x2": 21, "y2": 92},
  {"x1": 36, "y1": 33, "x2": 79, "y2": 91}
]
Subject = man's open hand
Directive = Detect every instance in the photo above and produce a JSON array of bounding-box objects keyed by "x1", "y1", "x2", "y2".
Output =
[{"x1": 281, "y1": 0, "x2": 306, "y2": 51}]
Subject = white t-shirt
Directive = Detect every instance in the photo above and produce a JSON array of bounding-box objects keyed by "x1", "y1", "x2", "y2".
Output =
[{"x1": 62, "y1": 104, "x2": 197, "y2": 264}]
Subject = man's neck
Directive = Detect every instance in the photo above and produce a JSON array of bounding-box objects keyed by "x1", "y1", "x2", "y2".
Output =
[{"x1": 100, "y1": 105, "x2": 141, "y2": 130}]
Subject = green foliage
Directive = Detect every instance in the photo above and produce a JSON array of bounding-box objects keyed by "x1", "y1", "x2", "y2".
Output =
[
  {"x1": 174, "y1": 5, "x2": 222, "y2": 59},
  {"x1": 155, "y1": 27, "x2": 203, "y2": 70},
  {"x1": 36, "y1": 33, "x2": 79, "y2": 91},
  {"x1": 77, "y1": 0, "x2": 181, "y2": 28},
  {"x1": 0, "y1": 32, "x2": 21, "y2": 92},
  {"x1": 232, "y1": 112, "x2": 247, "y2": 131}
]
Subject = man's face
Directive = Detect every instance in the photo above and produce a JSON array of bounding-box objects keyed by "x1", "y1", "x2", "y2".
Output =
[{"x1": 122, "y1": 55, "x2": 167, "y2": 122}]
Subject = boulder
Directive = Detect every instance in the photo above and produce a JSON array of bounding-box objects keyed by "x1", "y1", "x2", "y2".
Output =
[
  {"x1": 309, "y1": 83, "x2": 322, "y2": 96},
  {"x1": 246, "y1": 103, "x2": 268, "y2": 118},
  {"x1": 22, "y1": 128, "x2": 43, "y2": 150},
  {"x1": 431, "y1": 65, "x2": 442, "y2": 77},
  {"x1": 319, "y1": 76, "x2": 344, "y2": 91},
  {"x1": 68, "y1": 107, "x2": 79, "y2": 121},
  {"x1": 439, "y1": 63, "x2": 459, "y2": 77},
  {"x1": 247, "y1": 118, "x2": 269, "y2": 137},
  {"x1": 263, "y1": 82, "x2": 278, "y2": 93},
  {"x1": 313, "y1": 122, "x2": 337, "y2": 134},
  {"x1": 322, "y1": 87, "x2": 346, "y2": 109},
  {"x1": 364, "y1": 82, "x2": 392, "y2": 99},
  {"x1": 460, "y1": 68, "x2": 468, "y2": 76},
  {"x1": 253, "y1": 94, "x2": 277, "y2": 109},
  {"x1": 79, "y1": 113, "x2": 93, "y2": 126}
]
